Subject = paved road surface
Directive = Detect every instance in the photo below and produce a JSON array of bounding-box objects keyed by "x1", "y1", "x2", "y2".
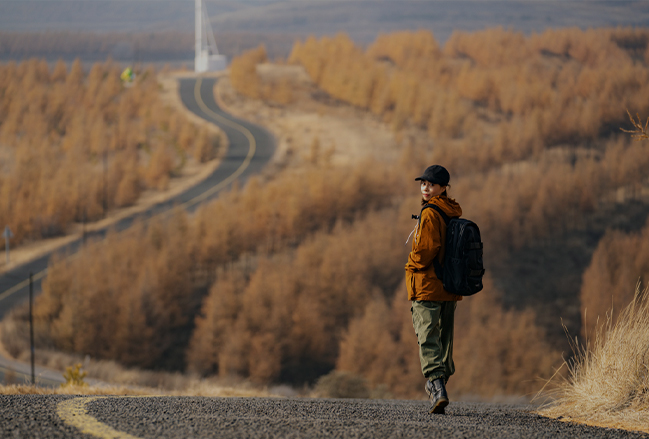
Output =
[
  {"x1": 2, "y1": 395, "x2": 647, "y2": 439},
  {"x1": 0, "y1": 76, "x2": 274, "y2": 385}
]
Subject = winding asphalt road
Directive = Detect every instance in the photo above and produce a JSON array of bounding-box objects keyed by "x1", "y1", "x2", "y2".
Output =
[
  {"x1": 0, "y1": 76, "x2": 274, "y2": 384},
  {"x1": 2, "y1": 395, "x2": 647, "y2": 438}
]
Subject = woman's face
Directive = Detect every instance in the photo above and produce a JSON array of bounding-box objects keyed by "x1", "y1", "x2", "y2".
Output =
[{"x1": 420, "y1": 181, "x2": 444, "y2": 201}]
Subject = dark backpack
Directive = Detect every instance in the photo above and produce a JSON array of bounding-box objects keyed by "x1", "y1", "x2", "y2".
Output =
[{"x1": 414, "y1": 204, "x2": 485, "y2": 296}]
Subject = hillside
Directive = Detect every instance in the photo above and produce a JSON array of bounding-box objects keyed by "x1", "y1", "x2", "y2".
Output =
[
  {"x1": 0, "y1": 60, "x2": 223, "y2": 250},
  {"x1": 3, "y1": 27, "x2": 649, "y2": 401},
  {"x1": 282, "y1": 27, "x2": 649, "y2": 340}
]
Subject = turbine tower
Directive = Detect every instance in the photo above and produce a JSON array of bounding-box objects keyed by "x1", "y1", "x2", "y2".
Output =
[{"x1": 195, "y1": 0, "x2": 227, "y2": 73}]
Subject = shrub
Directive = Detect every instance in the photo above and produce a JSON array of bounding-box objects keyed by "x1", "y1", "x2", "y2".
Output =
[{"x1": 62, "y1": 363, "x2": 87, "y2": 388}]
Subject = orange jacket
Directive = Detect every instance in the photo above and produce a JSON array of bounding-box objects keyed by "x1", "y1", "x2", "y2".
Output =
[{"x1": 405, "y1": 194, "x2": 463, "y2": 302}]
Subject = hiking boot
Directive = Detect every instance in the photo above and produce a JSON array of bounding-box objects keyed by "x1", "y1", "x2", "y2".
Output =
[{"x1": 425, "y1": 378, "x2": 449, "y2": 414}]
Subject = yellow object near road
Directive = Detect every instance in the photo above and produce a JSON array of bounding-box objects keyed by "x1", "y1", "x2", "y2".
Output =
[{"x1": 120, "y1": 67, "x2": 134, "y2": 83}]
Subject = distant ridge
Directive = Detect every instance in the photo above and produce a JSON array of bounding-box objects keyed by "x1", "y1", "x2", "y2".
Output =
[{"x1": 2, "y1": 1, "x2": 649, "y2": 44}]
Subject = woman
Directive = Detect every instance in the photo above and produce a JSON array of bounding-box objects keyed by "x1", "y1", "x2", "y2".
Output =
[{"x1": 405, "y1": 164, "x2": 463, "y2": 414}]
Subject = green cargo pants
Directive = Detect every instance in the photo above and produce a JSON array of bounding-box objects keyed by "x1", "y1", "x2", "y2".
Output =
[{"x1": 411, "y1": 300, "x2": 456, "y2": 382}]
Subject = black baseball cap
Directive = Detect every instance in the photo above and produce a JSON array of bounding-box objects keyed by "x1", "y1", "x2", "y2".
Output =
[{"x1": 415, "y1": 165, "x2": 450, "y2": 186}]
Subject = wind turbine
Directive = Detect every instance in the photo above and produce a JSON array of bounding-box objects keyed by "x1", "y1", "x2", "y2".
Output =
[{"x1": 195, "y1": 0, "x2": 227, "y2": 73}]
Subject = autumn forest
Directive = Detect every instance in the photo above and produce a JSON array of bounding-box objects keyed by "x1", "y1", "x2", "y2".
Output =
[
  {"x1": 2, "y1": 26, "x2": 649, "y2": 399},
  {"x1": 0, "y1": 59, "x2": 222, "y2": 244}
]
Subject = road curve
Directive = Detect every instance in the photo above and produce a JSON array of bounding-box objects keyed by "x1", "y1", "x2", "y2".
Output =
[
  {"x1": 0, "y1": 76, "x2": 274, "y2": 384},
  {"x1": 2, "y1": 395, "x2": 646, "y2": 439}
]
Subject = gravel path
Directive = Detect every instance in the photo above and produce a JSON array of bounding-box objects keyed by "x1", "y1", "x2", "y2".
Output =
[{"x1": 1, "y1": 395, "x2": 647, "y2": 439}]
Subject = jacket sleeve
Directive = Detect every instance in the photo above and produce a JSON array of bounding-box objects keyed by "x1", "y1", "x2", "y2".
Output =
[{"x1": 405, "y1": 209, "x2": 442, "y2": 272}]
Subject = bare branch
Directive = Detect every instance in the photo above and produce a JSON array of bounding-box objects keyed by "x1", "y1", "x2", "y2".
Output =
[{"x1": 620, "y1": 109, "x2": 649, "y2": 141}]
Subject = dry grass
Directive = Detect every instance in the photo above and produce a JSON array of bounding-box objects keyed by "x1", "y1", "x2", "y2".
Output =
[
  {"x1": 215, "y1": 68, "x2": 400, "y2": 171},
  {"x1": 0, "y1": 384, "x2": 156, "y2": 396},
  {"x1": 0, "y1": 382, "x2": 275, "y2": 397},
  {"x1": 1, "y1": 348, "x2": 279, "y2": 397},
  {"x1": 538, "y1": 284, "x2": 649, "y2": 434}
]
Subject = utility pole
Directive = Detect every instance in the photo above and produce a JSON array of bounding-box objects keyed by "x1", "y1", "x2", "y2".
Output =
[
  {"x1": 82, "y1": 207, "x2": 87, "y2": 245},
  {"x1": 3, "y1": 226, "x2": 13, "y2": 265},
  {"x1": 29, "y1": 272, "x2": 35, "y2": 386},
  {"x1": 103, "y1": 148, "x2": 108, "y2": 217}
]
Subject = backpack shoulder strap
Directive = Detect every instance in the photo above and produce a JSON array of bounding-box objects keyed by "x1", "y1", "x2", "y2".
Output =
[
  {"x1": 423, "y1": 204, "x2": 450, "y2": 225},
  {"x1": 416, "y1": 204, "x2": 450, "y2": 227}
]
